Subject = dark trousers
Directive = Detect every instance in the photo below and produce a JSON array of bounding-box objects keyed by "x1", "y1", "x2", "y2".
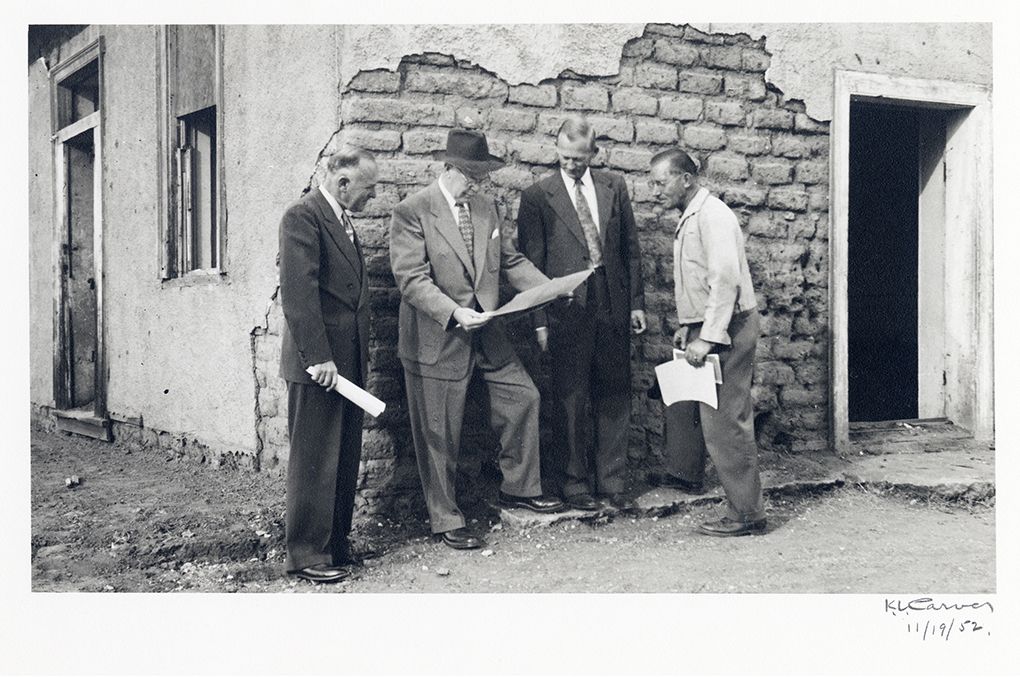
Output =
[
  {"x1": 285, "y1": 380, "x2": 364, "y2": 571},
  {"x1": 663, "y1": 309, "x2": 764, "y2": 522},
  {"x1": 545, "y1": 268, "x2": 631, "y2": 497},
  {"x1": 403, "y1": 349, "x2": 543, "y2": 534}
]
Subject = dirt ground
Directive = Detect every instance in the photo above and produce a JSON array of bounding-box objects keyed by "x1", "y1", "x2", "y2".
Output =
[{"x1": 29, "y1": 427, "x2": 994, "y2": 594}]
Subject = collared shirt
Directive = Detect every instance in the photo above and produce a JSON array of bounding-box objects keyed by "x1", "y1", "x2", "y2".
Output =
[
  {"x1": 560, "y1": 167, "x2": 600, "y2": 230},
  {"x1": 673, "y1": 187, "x2": 757, "y2": 345},
  {"x1": 437, "y1": 176, "x2": 468, "y2": 225},
  {"x1": 318, "y1": 184, "x2": 354, "y2": 240}
]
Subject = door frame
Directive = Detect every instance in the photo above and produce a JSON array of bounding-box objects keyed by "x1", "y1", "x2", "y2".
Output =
[
  {"x1": 830, "y1": 70, "x2": 993, "y2": 451},
  {"x1": 50, "y1": 38, "x2": 107, "y2": 423}
]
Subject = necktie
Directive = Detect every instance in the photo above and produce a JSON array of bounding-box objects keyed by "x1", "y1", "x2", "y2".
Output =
[
  {"x1": 574, "y1": 179, "x2": 603, "y2": 268},
  {"x1": 457, "y1": 202, "x2": 474, "y2": 260},
  {"x1": 340, "y1": 209, "x2": 355, "y2": 242}
]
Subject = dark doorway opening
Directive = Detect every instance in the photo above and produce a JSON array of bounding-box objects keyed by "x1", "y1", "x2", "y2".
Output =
[{"x1": 847, "y1": 104, "x2": 919, "y2": 422}]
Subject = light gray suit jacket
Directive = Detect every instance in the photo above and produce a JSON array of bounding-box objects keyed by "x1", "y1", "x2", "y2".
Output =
[{"x1": 389, "y1": 181, "x2": 548, "y2": 381}]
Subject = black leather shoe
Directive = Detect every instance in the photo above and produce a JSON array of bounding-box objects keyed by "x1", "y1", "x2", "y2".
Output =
[
  {"x1": 647, "y1": 471, "x2": 705, "y2": 495},
  {"x1": 441, "y1": 527, "x2": 485, "y2": 550},
  {"x1": 604, "y1": 493, "x2": 637, "y2": 512},
  {"x1": 565, "y1": 493, "x2": 600, "y2": 511},
  {"x1": 697, "y1": 516, "x2": 767, "y2": 537},
  {"x1": 499, "y1": 491, "x2": 565, "y2": 513},
  {"x1": 288, "y1": 565, "x2": 349, "y2": 583}
]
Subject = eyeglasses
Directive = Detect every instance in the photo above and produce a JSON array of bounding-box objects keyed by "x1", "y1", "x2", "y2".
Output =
[
  {"x1": 454, "y1": 167, "x2": 486, "y2": 186},
  {"x1": 647, "y1": 174, "x2": 684, "y2": 191}
]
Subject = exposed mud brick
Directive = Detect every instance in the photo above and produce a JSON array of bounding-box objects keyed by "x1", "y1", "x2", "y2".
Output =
[
  {"x1": 755, "y1": 360, "x2": 796, "y2": 386},
  {"x1": 401, "y1": 130, "x2": 447, "y2": 155},
  {"x1": 341, "y1": 128, "x2": 402, "y2": 152},
  {"x1": 562, "y1": 83, "x2": 610, "y2": 111},
  {"x1": 808, "y1": 191, "x2": 829, "y2": 212},
  {"x1": 788, "y1": 408, "x2": 826, "y2": 431},
  {"x1": 612, "y1": 88, "x2": 658, "y2": 116},
  {"x1": 795, "y1": 113, "x2": 828, "y2": 133},
  {"x1": 759, "y1": 312, "x2": 794, "y2": 337},
  {"x1": 377, "y1": 159, "x2": 439, "y2": 184},
  {"x1": 725, "y1": 185, "x2": 767, "y2": 207},
  {"x1": 342, "y1": 98, "x2": 454, "y2": 126},
  {"x1": 488, "y1": 107, "x2": 537, "y2": 132},
  {"x1": 705, "y1": 100, "x2": 746, "y2": 126},
  {"x1": 586, "y1": 116, "x2": 634, "y2": 142},
  {"x1": 682, "y1": 125, "x2": 727, "y2": 150},
  {"x1": 483, "y1": 166, "x2": 534, "y2": 192},
  {"x1": 780, "y1": 386, "x2": 827, "y2": 408},
  {"x1": 622, "y1": 37, "x2": 654, "y2": 58},
  {"x1": 751, "y1": 159, "x2": 793, "y2": 185},
  {"x1": 705, "y1": 44, "x2": 744, "y2": 70},
  {"x1": 653, "y1": 38, "x2": 700, "y2": 67},
  {"x1": 678, "y1": 71, "x2": 723, "y2": 95},
  {"x1": 787, "y1": 215, "x2": 818, "y2": 239},
  {"x1": 658, "y1": 94, "x2": 703, "y2": 121},
  {"x1": 705, "y1": 153, "x2": 748, "y2": 180},
  {"x1": 608, "y1": 147, "x2": 654, "y2": 171},
  {"x1": 348, "y1": 69, "x2": 402, "y2": 93},
  {"x1": 773, "y1": 340, "x2": 815, "y2": 361},
  {"x1": 752, "y1": 108, "x2": 795, "y2": 130},
  {"x1": 509, "y1": 83, "x2": 558, "y2": 107},
  {"x1": 635, "y1": 120, "x2": 678, "y2": 144},
  {"x1": 511, "y1": 140, "x2": 557, "y2": 166},
  {"x1": 795, "y1": 160, "x2": 828, "y2": 185},
  {"x1": 794, "y1": 362, "x2": 827, "y2": 386},
  {"x1": 742, "y1": 49, "x2": 771, "y2": 72},
  {"x1": 727, "y1": 132, "x2": 770, "y2": 156},
  {"x1": 723, "y1": 73, "x2": 767, "y2": 101},
  {"x1": 404, "y1": 69, "x2": 508, "y2": 100},
  {"x1": 683, "y1": 26, "x2": 726, "y2": 44},
  {"x1": 537, "y1": 112, "x2": 570, "y2": 137},
  {"x1": 635, "y1": 62, "x2": 679, "y2": 90},
  {"x1": 768, "y1": 188, "x2": 809, "y2": 212}
]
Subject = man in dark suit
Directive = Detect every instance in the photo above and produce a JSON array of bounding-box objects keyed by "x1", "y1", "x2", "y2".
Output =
[
  {"x1": 390, "y1": 129, "x2": 564, "y2": 550},
  {"x1": 278, "y1": 146, "x2": 378, "y2": 582},
  {"x1": 517, "y1": 117, "x2": 646, "y2": 511}
]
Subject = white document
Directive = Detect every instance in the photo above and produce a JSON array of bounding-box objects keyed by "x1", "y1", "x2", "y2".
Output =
[
  {"x1": 484, "y1": 268, "x2": 594, "y2": 319},
  {"x1": 307, "y1": 368, "x2": 386, "y2": 418},
  {"x1": 654, "y1": 355, "x2": 719, "y2": 409}
]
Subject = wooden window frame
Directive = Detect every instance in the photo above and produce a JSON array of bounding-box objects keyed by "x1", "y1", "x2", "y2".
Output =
[{"x1": 157, "y1": 25, "x2": 225, "y2": 282}]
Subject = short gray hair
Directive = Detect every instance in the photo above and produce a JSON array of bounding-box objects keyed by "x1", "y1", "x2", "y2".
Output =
[
  {"x1": 325, "y1": 145, "x2": 376, "y2": 175},
  {"x1": 556, "y1": 117, "x2": 597, "y2": 152}
]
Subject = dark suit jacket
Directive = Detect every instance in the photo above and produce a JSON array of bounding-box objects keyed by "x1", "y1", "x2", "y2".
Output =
[
  {"x1": 278, "y1": 188, "x2": 369, "y2": 386},
  {"x1": 390, "y1": 181, "x2": 549, "y2": 381},
  {"x1": 516, "y1": 169, "x2": 644, "y2": 327}
]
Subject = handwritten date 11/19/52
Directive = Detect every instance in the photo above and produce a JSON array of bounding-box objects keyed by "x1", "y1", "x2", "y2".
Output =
[{"x1": 885, "y1": 598, "x2": 993, "y2": 640}]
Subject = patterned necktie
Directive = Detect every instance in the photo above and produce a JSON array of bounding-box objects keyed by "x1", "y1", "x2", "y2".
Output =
[
  {"x1": 457, "y1": 202, "x2": 474, "y2": 260},
  {"x1": 341, "y1": 210, "x2": 355, "y2": 242},
  {"x1": 574, "y1": 179, "x2": 603, "y2": 268}
]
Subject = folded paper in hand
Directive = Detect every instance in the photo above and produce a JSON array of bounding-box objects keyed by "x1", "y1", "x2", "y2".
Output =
[
  {"x1": 653, "y1": 352, "x2": 721, "y2": 409},
  {"x1": 482, "y1": 268, "x2": 593, "y2": 319},
  {"x1": 307, "y1": 368, "x2": 386, "y2": 418}
]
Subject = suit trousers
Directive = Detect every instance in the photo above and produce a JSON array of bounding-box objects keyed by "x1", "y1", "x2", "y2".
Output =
[
  {"x1": 663, "y1": 309, "x2": 765, "y2": 522},
  {"x1": 545, "y1": 268, "x2": 631, "y2": 497},
  {"x1": 285, "y1": 381, "x2": 364, "y2": 571},
  {"x1": 403, "y1": 346, "x2": 542, "y2": 534}
]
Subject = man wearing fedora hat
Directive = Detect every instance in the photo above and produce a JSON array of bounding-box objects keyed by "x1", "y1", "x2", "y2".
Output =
[{"x1": 390, "y1": 128, "x2": 565, "y2": 549}]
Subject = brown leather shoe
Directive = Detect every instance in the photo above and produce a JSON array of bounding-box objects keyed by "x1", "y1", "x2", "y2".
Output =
[
  {"x1": 499, "y1": 491, "x2": 565, "y2": 513},
  {"x1": 288, "y1": 565, "x2": 349, "y2": 583},
  {"x1": 697, "y1": 516, "x2": 767, "y2": 537},
  {"x1": 441, "y1": 527, "x2": 485, "y2": 550}
]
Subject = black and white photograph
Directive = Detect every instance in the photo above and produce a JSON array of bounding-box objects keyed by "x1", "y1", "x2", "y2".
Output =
[{"x1": 5, "y1": 2, "x2": 1016, "y2": 674}]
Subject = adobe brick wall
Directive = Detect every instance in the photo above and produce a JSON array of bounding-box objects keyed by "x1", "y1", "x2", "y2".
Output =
[{"x1": 252, "y1": 23, "x2": 831, "y2": 519}]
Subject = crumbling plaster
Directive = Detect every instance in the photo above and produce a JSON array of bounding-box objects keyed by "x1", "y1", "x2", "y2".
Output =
[
  {"x1": 338, "y1": 23, "x2": 992, "y2": 124},
  {"x1": 699, "y1": 23, "x2": 992, "y2": 121}
]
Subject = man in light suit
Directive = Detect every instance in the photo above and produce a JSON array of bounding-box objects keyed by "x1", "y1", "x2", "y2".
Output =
[
  {"x1": 648, "y1": 147, "x2": 766, "y2": 537},
  {"x1": 390, "y1": 129, "x2": 565, "y2": 550},
  {"x1": 517, "y1": 117, "x2": 646, "y2": 512},
  {"x1": 278, "y1": 147, "x2": 378, "y2": 581}
]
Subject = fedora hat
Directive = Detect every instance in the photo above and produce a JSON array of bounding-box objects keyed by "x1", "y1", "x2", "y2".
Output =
[{"x1": 436, "y1": 129, "x2": 504, "y2": 174}]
